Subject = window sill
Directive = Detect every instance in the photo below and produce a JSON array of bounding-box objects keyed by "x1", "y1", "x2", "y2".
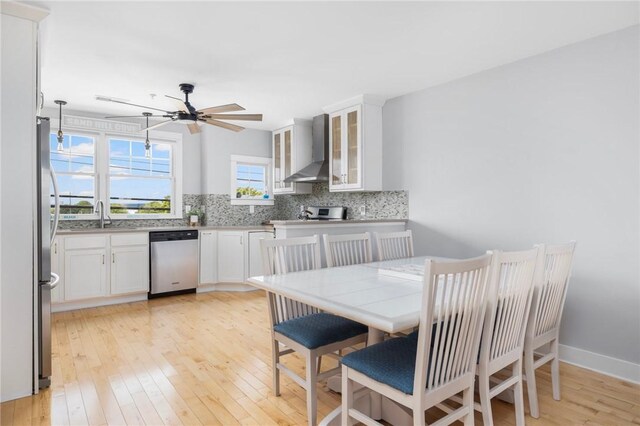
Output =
[
  {"x1": 59, "y1": 214, "x2": 183, "y2": 221},
  {"x1": 230, "y1": 199, "x2": 274, "y2": 206},
  {"x1": 108, "y1": 214, "x2": 184, "y2": 220}
]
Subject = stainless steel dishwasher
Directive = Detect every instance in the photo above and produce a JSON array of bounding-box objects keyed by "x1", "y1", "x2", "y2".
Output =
[{"x1": 149, "y1": 230, "x2": 199, "y2": 298}]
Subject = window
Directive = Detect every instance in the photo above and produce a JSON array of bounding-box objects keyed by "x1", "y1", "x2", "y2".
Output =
[
  {"x1": 108, "y1": 138, "x2": 174, "y2": 215},
  {"x1": 50, "y1": 133, "x2": 96, "y2": 215},
  {"x1": 50, "y1": 118, "x2": 182, "y2": 220},
  {"x1": 230, "y1": 155, "x2": 273, "y2": 205}
]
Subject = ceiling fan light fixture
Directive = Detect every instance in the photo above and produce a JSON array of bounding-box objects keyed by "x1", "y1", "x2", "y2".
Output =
[
  {"x1": 54, "y1": 100, "x2": 67, "y2": 151},
  {"x1": 143, "y1": 112, "x2": 152, "y2": 158}
]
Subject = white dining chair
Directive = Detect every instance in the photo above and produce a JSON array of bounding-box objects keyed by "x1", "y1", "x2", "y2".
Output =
[
  {"x1": 341, "y1": 254, "x2": 493, "y2": 426},
  {"x1": 323, "y1": 232, "x2": 373, "y2": 267},
  {"x1": 474, "y1": 247, "x2": 540, "y2": 426},
  {"x1": 375, "y1": 230, "x2": 414, "y2": 261},
  {"x1": 524, "y1": 241, "x2": 576, "y2": 418},
  {"x1": 261, "y1": 235, "x2": 368, "y2": 426}
]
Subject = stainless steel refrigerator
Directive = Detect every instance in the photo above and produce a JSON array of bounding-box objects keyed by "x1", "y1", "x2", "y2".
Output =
[{"x1": 36, "y1": 116, "x2": 60, "y2": 388}]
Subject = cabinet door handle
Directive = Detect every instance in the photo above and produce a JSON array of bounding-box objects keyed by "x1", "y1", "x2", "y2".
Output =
[
  {"x1": 54, "y1": 243, "x2": 57, "y2": 255},
  {"x1": 240, "y1": 235, "x2": 243, "y2": 245},
  {"x1": 112, "y1": 253, "x2": 115, "y2": 263},
  {"x1": 102, "y1": 254, "x2": 105, "y2": 264}
]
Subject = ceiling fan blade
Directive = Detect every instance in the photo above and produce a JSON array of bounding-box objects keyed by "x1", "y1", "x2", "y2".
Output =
[
  {"x1": 187, "y1": 123, "x2": 201, "y2": 134},
  {"x1": 204, "y1": 113, "x2": 263, "y2": 121},
  {"x1": 200, "y1": 118, "x2": 244, "y2": 132},
  {"x1": 197, "y1": 103, "x2": 245, "y2": 115},
  {"x1": 96, "y1": 96, "x2": 169, "y2": 114},
  {"x1": 165, "y1": 94, "x2": 189, "y2": 113},
  {"x1": 141, "y1": 119, "x2": 174, "y2": 132}
]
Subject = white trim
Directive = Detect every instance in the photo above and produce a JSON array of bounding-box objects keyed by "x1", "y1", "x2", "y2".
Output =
[
  {"x1": 270, "y1": 221, "x2": 407, "y2": 230},
  {"x1": 559, "y1": 344, "x2": 640, "y2": 384},
  {"x1": 229, "y1": 154, "x2": 274, "y2": 206},
  {"x1": 0, "y1": 1, "x2": 49, "y2": 22},
  {"x1": 197, "y1": 283, "x2": 258, "y2": 293},
  {"x1": 272, "y1": 118, "x2": 312, "y2": 132},
  {"x1": 51, "y1": 292, "x2": 148, "y2": 313},
  {"x1": 322, "y1": 94, "x2": 386, "y2": 114},
  {"x1": 63, "y1": 115, "x2": 141, "y2": 134}
]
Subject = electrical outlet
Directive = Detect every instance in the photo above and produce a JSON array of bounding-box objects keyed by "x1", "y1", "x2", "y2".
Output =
[
  {"x1": 359, "y1": 205, "x2": 366, "y2": 216},
  {"x1": 249, "y1": 205, "x2": 255, "y2": 214},
  {"x1": 185, "y1": 205, "x2": 191, "y2": 213}
]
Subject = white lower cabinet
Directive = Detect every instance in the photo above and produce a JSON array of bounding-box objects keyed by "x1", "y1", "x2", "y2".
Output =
[
  {"x1": 110, "y1": 247, "x2": 148, "y2": 295},
  {"x1": 54, "y1": 228, "x2": 270, "y2": 310},
  {"x1": 248, "y1": 231, "x2": 274, "y2": 278},
  {"x1": 217, "y1": 231, "x2": 245, "y2": 282},
  {"x1": 199, "y1": 230, "x2": 218, "y2": 284},
  {"x1": 64, "y1": 247, "x2": 108, "y2": 301},
  {"x1": 110, "y1": 233, "x2": 149, "y2": 295}
]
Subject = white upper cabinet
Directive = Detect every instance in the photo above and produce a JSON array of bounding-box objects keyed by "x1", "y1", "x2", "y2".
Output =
[
  {"x1": 272, "y1": 120, "x2": 313, "y2": 195},
  {"x1": 324, "y1": 95, "x2": 385, "y2": 192}
]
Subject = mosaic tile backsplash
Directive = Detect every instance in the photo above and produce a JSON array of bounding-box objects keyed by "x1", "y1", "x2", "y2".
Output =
[
  {"x1": 58, "y1": 185, "x2": 408, "y2": 229},
  {"x1": 274, "y1": 183, "x2": 408, "y2": 220}
]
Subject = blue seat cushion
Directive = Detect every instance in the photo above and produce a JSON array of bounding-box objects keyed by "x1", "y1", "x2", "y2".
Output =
[
  {"x1": 342, "y1": 336, "x2": 421, "y2": 394},
  {"x1": 273, "y1": 313, "x2": 367, "y2": 349},
  {"x1": 343, "y1": 324, "x2": 438, "y2": 395}
]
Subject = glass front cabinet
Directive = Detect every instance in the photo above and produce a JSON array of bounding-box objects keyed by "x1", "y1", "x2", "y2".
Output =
[
  {"x1": 272, "y1": 121, "x2": 312, "y2": 195},
  {"x1": 327, "y1": 96, "x2": 384, "y2": 192}
]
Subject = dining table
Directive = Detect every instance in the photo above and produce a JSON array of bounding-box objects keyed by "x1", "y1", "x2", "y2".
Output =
[{"x1": 248, "y1": 255, "x2": 451, "y2": 426}]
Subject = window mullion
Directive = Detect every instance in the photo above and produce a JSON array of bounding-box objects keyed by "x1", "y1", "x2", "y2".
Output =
[{"x1": 98, "y1": 132, "x2": 109, "y2": 210}]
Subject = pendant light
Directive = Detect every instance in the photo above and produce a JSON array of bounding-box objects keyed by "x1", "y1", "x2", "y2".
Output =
[
  {"x1": 143, "y1": 112, "x2": 152, "y2": 158},
  {"x1": 54, "y1": 100, "x2": 67, "y2": 151}
]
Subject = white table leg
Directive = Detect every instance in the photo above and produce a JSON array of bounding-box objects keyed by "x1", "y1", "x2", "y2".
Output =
[{"x1": 367, "y1": 328, "x2": 384, "y2": 420}]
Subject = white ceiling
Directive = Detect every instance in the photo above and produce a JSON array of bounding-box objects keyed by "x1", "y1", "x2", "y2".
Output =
[{"x1": 37, "y1": 1, "x2": 638, "y2": 131}]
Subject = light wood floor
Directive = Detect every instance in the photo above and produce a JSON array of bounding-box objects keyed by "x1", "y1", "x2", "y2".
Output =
[{"x1": 1, "y1": 291, "x2": 639, "y2": 425}]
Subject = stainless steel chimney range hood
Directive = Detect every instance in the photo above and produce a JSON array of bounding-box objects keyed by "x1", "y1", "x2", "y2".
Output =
[{"x1": 283, "y1": 114, "x2": 329, "y2": 183}]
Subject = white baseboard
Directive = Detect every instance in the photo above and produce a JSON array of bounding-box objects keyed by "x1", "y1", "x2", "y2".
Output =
[
  {"x1": 52, "y1": 293, "x2": 147, "y2": 313},
  {"x1": 197, "y1": 283, "x2": 258, "y2": 293},
  {"x1": 559, "y1": 344, "x2": 640, "y2": 384}
]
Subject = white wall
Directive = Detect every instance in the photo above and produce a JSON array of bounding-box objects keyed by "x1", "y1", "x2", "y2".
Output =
[
  {"x1": 200, "y1": 124, "x2": 272, "y2": 194},
  {"x1": 383, "y1": 26, "x2": 640, "y2": 372},
  {"x1": 1, "y1": 13, "x2": 38, "y2": 402}
]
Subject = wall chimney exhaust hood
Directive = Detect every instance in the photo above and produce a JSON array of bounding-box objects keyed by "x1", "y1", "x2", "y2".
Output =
[{"x1": 283, "y1": 114, "x2": 329, "y2": 183}]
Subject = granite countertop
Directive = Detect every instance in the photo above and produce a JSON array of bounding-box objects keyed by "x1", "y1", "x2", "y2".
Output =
[
  {"x1": 57, "y1": 224, "x2": 274, "y2": 235},
  {"x1": 267, "y1": 219, "x2": 408, "y2": 226}
]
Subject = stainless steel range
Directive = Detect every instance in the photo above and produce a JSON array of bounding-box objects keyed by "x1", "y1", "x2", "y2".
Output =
[{"x1": 298, "y1": 206, "x2": 347, "y2": 221}]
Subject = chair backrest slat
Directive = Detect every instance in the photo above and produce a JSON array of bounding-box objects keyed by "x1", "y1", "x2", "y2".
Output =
[
  {"x1": 323, "y1": 232, "x2": 373, "y2": 267},
  {"x1": 479, "y1": 248, "x2": 539, "y2": 364},
  {"x1": 375, "y1": 230, "x2": 414, "y2": 261},
  {"x1": 414, "y1": 254, "x2": 492, "y2": 394},
  {"x1": 261, "y1": 236, "x2": 322, "y2": 325},
  {"x1": 528, "y1": 242, "x2": 576, "y2": 339}
]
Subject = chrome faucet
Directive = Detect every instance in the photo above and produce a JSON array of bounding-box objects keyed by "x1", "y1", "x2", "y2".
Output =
[{"x1": 95, "y1": 200, "x2": 111, "y2": 228}]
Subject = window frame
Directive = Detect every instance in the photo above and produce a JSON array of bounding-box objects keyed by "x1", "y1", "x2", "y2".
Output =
[
  {"x1": 229, "y1": 155, "x2": 273, "y2": 206},
  {"x1": 52, "y1": 118, "x2": 183, "y2": 220},
  {"x1": 49, "y1": 129, "x2": 100, "y2": 220}
]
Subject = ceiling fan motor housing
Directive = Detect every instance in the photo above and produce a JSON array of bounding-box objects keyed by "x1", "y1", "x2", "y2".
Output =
[{"x1": 179, "y1": 83, "x2": 194, "y2": 94}]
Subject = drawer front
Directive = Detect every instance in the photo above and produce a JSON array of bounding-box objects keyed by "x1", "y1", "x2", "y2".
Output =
[
  {"x1": 64, "y1": 235, "x2": 107, "y2": 250},
  {"x1": 111, "y1": 233, "x2": 148, "y2": 247}
]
